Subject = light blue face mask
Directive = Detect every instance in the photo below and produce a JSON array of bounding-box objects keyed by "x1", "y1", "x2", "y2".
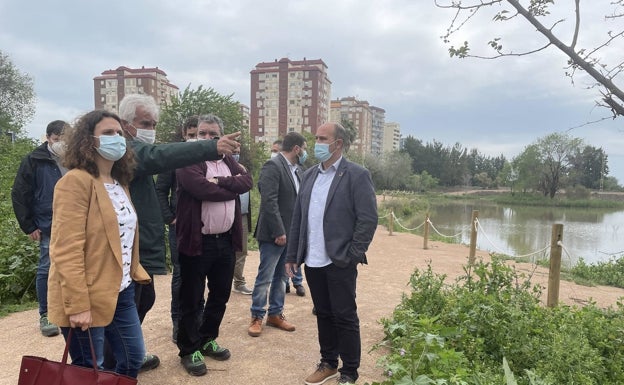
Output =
[
  {"x1": 94, "y1": 134, "x2": 127, "y2": 161},
  {"x1": 314, "y1": 140, "x2": 337, "y2": 162},
  {"x1": 232, "y1": 154, "x2": 240, "y2": 162},
  {"x1": 298, "y1": 149, "x2": 308, "y2": 165}
]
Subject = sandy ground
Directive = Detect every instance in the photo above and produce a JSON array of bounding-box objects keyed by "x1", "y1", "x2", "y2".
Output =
[{"x1": 3, "y1": 226, "x2": 624, "y2": 385}]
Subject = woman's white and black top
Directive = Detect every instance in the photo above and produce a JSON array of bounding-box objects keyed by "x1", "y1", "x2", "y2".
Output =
[{"x1": 104, "y1": 181, "x2": 137, "y2": 292}]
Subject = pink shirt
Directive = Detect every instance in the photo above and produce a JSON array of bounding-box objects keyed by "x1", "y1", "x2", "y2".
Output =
[{"x1": 201, "y1": 160, "x2": 235, "y2": 234}]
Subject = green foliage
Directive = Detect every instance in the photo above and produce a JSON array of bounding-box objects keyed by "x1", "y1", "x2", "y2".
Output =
[
  {"x1": 375, "y1": 259, "x2": 624, "y2": 384},
  {"x1": 156, "y1": 84, "x2": 245, "y2": 142},
  {"x1": 570, "y1": 256, "x2": 624, "y2": 288},
  {"x1": 0, "y1": 50, "x2": 36, "y2": 134},
  {"x1": 0, "y1": 136, "x2": 39, "y2": 307},
  {"x1": 156, "y1": 83, "x2": 266, "y2": 181}
]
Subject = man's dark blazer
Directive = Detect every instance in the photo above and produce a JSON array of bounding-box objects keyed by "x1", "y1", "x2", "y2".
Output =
[
  {"x1": 286, "y1": 157, "x2": 378, "y2": 268},
  {"x1": 254, "y1": 154, "x2": 302, "y2": 243}
]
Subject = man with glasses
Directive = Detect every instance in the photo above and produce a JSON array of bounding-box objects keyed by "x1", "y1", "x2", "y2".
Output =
[{"x1": 175, "y1": 114, "x2": 252, "y2": 375}]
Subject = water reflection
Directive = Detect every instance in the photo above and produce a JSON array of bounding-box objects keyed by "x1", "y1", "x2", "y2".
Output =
[{"x1": 427, "y1": 202, "x2": 624, "y2": 266}]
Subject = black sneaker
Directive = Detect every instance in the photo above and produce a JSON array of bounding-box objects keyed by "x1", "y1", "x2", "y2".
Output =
[
  {"x1": 181, "y1": 351, "x2": 206, "y2": 376},
  {"x1": 139, "y1": 354, "x2": 160, "y2": 372},
  {"x1": 338, "y1": 374, "x2": 357, "y2": 384},
  {"x1": 200, "y1": 339, "x2": 231, "y2": 361}
]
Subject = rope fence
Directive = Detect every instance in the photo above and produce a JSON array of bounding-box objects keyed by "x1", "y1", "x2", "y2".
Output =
[{"x1": 379, "y1": 209, "x2": 601, "y2": 307}]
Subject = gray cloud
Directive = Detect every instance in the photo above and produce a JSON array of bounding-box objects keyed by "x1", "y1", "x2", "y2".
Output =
[{"x1": 2, "y1": 0, "x2": 622, "y2": 181}]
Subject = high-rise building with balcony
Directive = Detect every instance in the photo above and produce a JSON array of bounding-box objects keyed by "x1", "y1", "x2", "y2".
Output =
[
  {"x1": 383, "y1": 122, "x2": 401, "y2": 152},
  {"x1": 250, "y1": 58, "x2": 331, "y2": 143},
  {"x1": 93, "y1": 66, "x2": 179, "y2": 112},
  {"x1": 330, "y1": 97, "x2": 385, "y2": 156}
]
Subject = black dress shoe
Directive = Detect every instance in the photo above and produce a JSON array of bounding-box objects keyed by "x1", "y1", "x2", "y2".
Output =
[{"x1": 294, "y1": 285, "x2": 305, "y2": 297}]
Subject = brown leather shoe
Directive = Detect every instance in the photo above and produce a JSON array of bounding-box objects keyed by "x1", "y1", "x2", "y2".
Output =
[
  {"x1": 266, "y1": 313, "x2": 296, "y2": 332},
  {"x1": 304, "y1": 362, "x2": 338, "y2": 385},
  {"x1": 248, "y1": 317, "x2": 262, "y2": 337}
]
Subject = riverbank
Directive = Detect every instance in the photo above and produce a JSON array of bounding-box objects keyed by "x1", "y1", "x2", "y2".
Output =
[{"x1": 2, "y1": 226, "x2": 624, "y2": 385}]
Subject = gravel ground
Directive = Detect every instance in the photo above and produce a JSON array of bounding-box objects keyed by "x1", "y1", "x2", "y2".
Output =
[{"x1": 3, "y1": 226, "x2": 624, "y2": 385}]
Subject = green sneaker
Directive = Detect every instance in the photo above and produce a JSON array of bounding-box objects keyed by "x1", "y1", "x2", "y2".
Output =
[
  {"x1": 200, "y1": 339, "x2": 231, "y2": 361},
  {"x1": 39, "y1": 314, "x2": 60, "y2": 337},
  {"x1": 181, "y1": 351, "x2": 206, "y2": 376}
]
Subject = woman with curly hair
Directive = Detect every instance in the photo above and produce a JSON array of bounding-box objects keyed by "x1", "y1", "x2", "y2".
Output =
[{"x1": 47, "y1": 109, "x2": 151, "y2": 378}]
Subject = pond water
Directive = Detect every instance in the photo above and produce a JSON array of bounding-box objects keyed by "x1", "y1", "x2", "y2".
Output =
[{"x1": 420, "y1": 202, "x2": 624, "y2": 267}]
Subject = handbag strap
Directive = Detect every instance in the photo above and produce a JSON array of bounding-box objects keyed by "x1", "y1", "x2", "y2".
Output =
[{"x1": 62, "y1": 328, "x2": 101, "y2": 373}]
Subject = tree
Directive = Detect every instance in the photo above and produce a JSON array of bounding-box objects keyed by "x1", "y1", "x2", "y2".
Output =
[
  {"x1": 569, "y1": 145, "x2": 608, "y2": 189},
  {"x1": 156, "y1": 84, "x2": 245, "y2": 142},
  {"x1": 340, "y1": 118, "x2": 358, "y2": 144},
  {"x1": 436, "y1": 0, "x2": 624, "y2": 118},
  {"x1": 514, "y1": 133, "x2": 583, "y2": 197},
  {"x1": 0, "y1": 51, "x2": 36, "y2": 134},
  {"x1": 156, "y1": 84, "x2": 267, "y2": 176}
]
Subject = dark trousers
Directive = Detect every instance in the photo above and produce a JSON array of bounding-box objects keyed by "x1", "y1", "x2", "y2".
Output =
[
  {"x1": 177, "y1": 233, "x2": 235, "y2": 357},
  {"x1": 135, "y1": 274, "x2": 155, "y2": 323},
  {"x1": 305, "y1": 263, "x2": 360, "y2": 381}
]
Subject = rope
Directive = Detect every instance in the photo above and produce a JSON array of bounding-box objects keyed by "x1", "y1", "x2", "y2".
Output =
[
  {"x1": 557, "y1": 241, "x2": 578, "y2": 265},
  {"x1": 378, "y1": 212, "x2": 391, "y2": 219},
  {"x1": 475, "y1": 218, "x2": 551, "y2": 259},
  {"x1": 427, "y1": 218, "x2": 466, "y2": 238},
  {"x1": 391, "y1": 212, "x2": 426, "y2": 231}
]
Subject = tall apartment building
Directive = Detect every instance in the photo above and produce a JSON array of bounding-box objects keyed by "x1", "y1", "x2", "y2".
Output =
[
  {"x1": 330, "y1": 97, "x2": 382, "y2": 156},
  {"x1": 93, "y1": 66, "x2": 179, "y2": 112},
  {"x1": 370, "y1": 106, "x2": 386, "y2": 155},
  {"x1": 250, "y1": 58, "x2": 331, "y2": 143},
  {"x1": 383, "y1": 122, "x2": 401, "y2": 152}
]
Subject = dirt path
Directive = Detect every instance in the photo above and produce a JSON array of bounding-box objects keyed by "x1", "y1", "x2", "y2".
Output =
[{"x1": 3, "y1": 226, "x2": 624, "y2": 385}]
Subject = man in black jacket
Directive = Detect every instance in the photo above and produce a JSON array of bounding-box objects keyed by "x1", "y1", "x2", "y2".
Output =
[
  {"x1": 155, "y1": 115, "x2": 201, "y2": 343},
  {"x1": 12, "y1": 120, "x2": 69, "y2": 337}
]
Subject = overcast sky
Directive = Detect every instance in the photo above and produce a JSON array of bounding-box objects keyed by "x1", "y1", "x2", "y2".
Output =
[{"x1": 1, "y1": 0, "x2": 623, "y2": 182}]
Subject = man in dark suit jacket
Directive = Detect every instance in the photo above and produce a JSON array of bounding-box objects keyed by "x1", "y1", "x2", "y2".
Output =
[
  {"x1": 248, "y1": 132, "x2": 308, "y2": 337},
  {"x1": 285, "y1": 123, "x2": 377, "y2": 385}
]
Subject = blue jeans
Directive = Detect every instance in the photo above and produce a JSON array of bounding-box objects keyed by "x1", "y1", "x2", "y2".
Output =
[
  {"x1": 36, "y1": 233, "x2": 51, "y2": 316},
  {"x1": 290, "y1": 266, "x2": 304, "y2": 286},
  {"x1": 61, "y1": 283, "x2": 145, "y2": 378},
  {"x1": 250, "y1": 241, "x2": 287, "y2": 318}
]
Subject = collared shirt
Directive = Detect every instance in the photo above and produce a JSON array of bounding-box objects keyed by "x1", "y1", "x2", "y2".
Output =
[
  {"x1": 201, "y1": 159, "x2": 235, "y2": 234},
  {"x1": 280, "y1": 152, "x2": 300, "y2": 193},
  {"x1": 305, "y1": 156, "x2": 343, "y2": 267}
]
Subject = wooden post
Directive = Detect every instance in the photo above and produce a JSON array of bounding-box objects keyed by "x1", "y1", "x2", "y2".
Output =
[
  {"x1": 468, "y1": 210, "x2": 479, "y2": 264},
  {"x1": 547, "y1": 224, "x2": 564, "y2": 308},
  {"x1": 388, "y1": 210, "x2": 394, "y2": 236},
  {"x1": 423, "y1": 213, "x2": 430, "y2": 250}
]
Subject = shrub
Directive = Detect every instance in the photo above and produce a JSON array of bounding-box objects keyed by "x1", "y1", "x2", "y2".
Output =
[{"x1": 374, "y1": 259, "x2": 624, "y2": 384}]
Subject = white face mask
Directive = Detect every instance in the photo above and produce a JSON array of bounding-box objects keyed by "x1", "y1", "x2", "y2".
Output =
[
  {"x1": 48, "y1": 141, "x2": 66, "y2": 157},
  {"x1": 135, "y1": 128, "x2": 156, "y2": 144},
  {"x1": 186, "y1": 138, "x2": 198, "y2": 142},
  {"x1": 270, "y1": 152, "x2": 279, "y2": 159}
]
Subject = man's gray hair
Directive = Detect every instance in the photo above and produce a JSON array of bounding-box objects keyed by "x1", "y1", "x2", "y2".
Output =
[
  {"x1": 334, "y1": 123, "x2": 351, "y2": 152},
  {"x1": 198, "y1": 114, "x2": 224, "y2": 135},
  {"x1": 118, "y1": 94, "x2": 159, "y2": 122}
]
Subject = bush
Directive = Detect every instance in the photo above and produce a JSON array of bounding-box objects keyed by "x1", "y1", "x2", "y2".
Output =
[
  {"x1": 0, "y1": 137, "x2": 38, "y2": 308},
  {"x1": 373, "y1": 259, "x2": 624, "y2": 384}
]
